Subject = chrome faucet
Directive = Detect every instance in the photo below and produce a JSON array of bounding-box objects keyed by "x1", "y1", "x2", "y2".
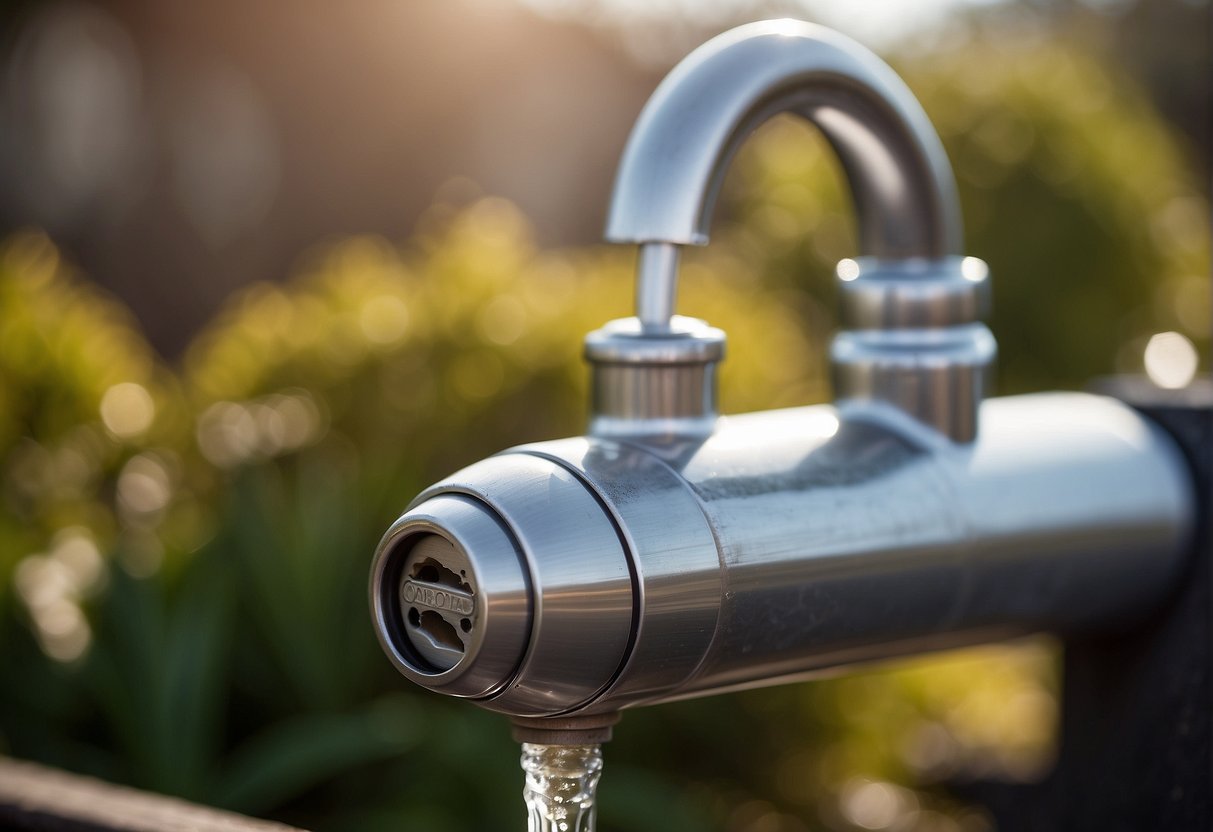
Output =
[{"x1": 369, "y1": 19, "x2": 1194, "y2": 752}]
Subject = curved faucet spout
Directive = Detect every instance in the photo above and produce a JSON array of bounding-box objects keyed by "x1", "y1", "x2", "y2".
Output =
[{"x1": 605, "y1": 19, "x2": 962, "y2": 260}]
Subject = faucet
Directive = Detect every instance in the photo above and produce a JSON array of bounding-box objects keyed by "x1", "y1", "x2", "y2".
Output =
[{"x1": 369, "y1": 15, "x2": 1194, "y2": 761}]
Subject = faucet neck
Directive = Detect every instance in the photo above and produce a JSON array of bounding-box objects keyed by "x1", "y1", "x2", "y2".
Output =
[{"x1": 604, "y1": 19, "x2": 961, "y2": 257}]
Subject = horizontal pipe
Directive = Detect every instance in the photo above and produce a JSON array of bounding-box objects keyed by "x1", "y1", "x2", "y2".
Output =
[{"x1": 370, "y1": 393, "x2": 1194, "y2": 717}]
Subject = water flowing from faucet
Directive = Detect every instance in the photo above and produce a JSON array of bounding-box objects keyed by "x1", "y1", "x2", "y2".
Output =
[{"x1": 521, "y1": 743, "x2": 603, "y2": 832}]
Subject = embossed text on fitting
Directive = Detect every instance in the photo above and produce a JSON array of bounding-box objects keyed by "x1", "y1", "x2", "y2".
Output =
[{"x1": 402, "y1": 579, "x2": 475, "y2": 616}]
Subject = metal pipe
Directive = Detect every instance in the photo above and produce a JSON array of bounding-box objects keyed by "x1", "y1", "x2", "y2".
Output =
[
  {"x1": 635, "y1": 243, "x2": 680, "y2": 331},
  {"x1": 370, "y1": 394, "x2": 1194, "y2": 718},
  {"x1": 604, "y1": 18, "x2": 961, "y2": 257}
]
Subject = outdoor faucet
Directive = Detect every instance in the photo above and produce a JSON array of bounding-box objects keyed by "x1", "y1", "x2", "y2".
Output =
[{"x1": 369, "y1": 16, "x2": 1195, "y2": 814}]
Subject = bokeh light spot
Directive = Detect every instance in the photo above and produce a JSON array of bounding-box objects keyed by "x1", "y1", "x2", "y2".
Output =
[
  {"x1": 840, "y1": 779, "x2": 917, "y2": 830},
  {"x1": 99, "y1": 382, "x2": 155, "y2": 439},
  {"x1": 117, "y1": 453, "x2": 173, "y2": 518},
  {"x1": 836, "y1": 258, "x2": 860, "y2": 281},
  {"x1": 50, "y1": 528, "x2": 104, "y2": 595},
  {"x1": 196, "y1": 392, "x2": 324, "y2": 467},
  {"x1": 961, "y1": 257, "x2": 989, "y2": 283},
  {"x1": 14, "y1": 527, "x2": 104, "y2": 663},
  {"x1": 197, "y1": 401, "x2": 257, "y2": 467},
  {"x1": 35, "y1": 599, "x2": 91, "y2": 662},
  {"x1": 1144, "y1": 331, "x2": 1199, "y2": 389},
  {"x1": 15, "y1": 554, "x2": 72, "y2": 611},
  {"x1": 268, "y1": 391, "x2": 324, "y2": 450}
]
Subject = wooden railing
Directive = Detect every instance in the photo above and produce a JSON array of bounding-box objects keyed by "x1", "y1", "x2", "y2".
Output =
[{"x1": 0, "y1": 757, "x2": 308, "y2": 832}]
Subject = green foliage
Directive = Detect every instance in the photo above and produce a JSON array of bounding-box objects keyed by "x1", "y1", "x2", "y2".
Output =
[
  {"x1": 0, "y1": 34, "x2": 1207, "y2": 832},
  {"x1": 0, "y1": 234, "x2": 182, "y2": 598}
]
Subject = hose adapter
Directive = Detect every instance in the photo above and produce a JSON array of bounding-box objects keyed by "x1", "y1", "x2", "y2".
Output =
[{"x1": 370, "y1": 453, "x2": 637, "y2": 717}]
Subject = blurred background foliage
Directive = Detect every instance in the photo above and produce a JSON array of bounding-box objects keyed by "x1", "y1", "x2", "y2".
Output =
[{"x1": 0, "y1": 8, "x2": 1209, "y2": 832}]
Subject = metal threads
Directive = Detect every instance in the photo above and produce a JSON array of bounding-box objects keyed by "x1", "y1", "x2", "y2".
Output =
[
  {"x1": 521, "y1": 744, "x2": 603, "y2": 832},
  {"x1": 511, "y1": 713, "x2": 621, "y2": 746}
]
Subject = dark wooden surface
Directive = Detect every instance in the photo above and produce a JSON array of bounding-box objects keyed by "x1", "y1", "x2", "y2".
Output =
[{"x1": 0, "y1": 757, "x2": 308, "y2": 832}]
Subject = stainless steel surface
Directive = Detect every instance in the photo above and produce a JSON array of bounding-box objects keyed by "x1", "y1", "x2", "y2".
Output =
[
  {"x1": 604, "y1": 19, "x2": 960, "y2": 254},
  {"x1": 832, "y1": 322, "x2": 997, "y2": 444},
  {"x1": 635, "y1": 243, "x2": 680, "y2": 331},
  {"x1": 379, "y1": 454, "x2": 635, "y2": 717},
  {"x1": 371, "y1": 393, "x2": 1195, "y2": 716},
  {"x1": 584, "y1": 315, "x2": 725, "y2": 438},
  {"x1": 368, "y1": 19, "x2": 1196, "y2": 734},
  {"x1": 837, "y1": 257, "x2": 990, "y2": 329},
  {"x1": 519, "y1": 436, "x2": 722, "y2": 708},
  {"x1": 656, "y1": 394, "x2": 1191, "y2": 701},
  {"x1": 593, "y1": 18, "x2": 991, "y2": 441},
  {"x1": 831, "y1": 257, "x2": 995, "y2": 442}
]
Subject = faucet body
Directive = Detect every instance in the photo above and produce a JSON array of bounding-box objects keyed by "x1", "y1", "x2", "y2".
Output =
[
  {"x1": 369, "y1": 20, "x2": 1197, "y2": 728},
  {"x1": 371, "y1": 394, "x2": 1193, "y2": 718}
]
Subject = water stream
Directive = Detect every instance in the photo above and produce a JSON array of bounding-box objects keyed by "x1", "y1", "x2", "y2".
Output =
[{"x1": 521, "y1": 743, "x2": 603, "y2": 832}]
